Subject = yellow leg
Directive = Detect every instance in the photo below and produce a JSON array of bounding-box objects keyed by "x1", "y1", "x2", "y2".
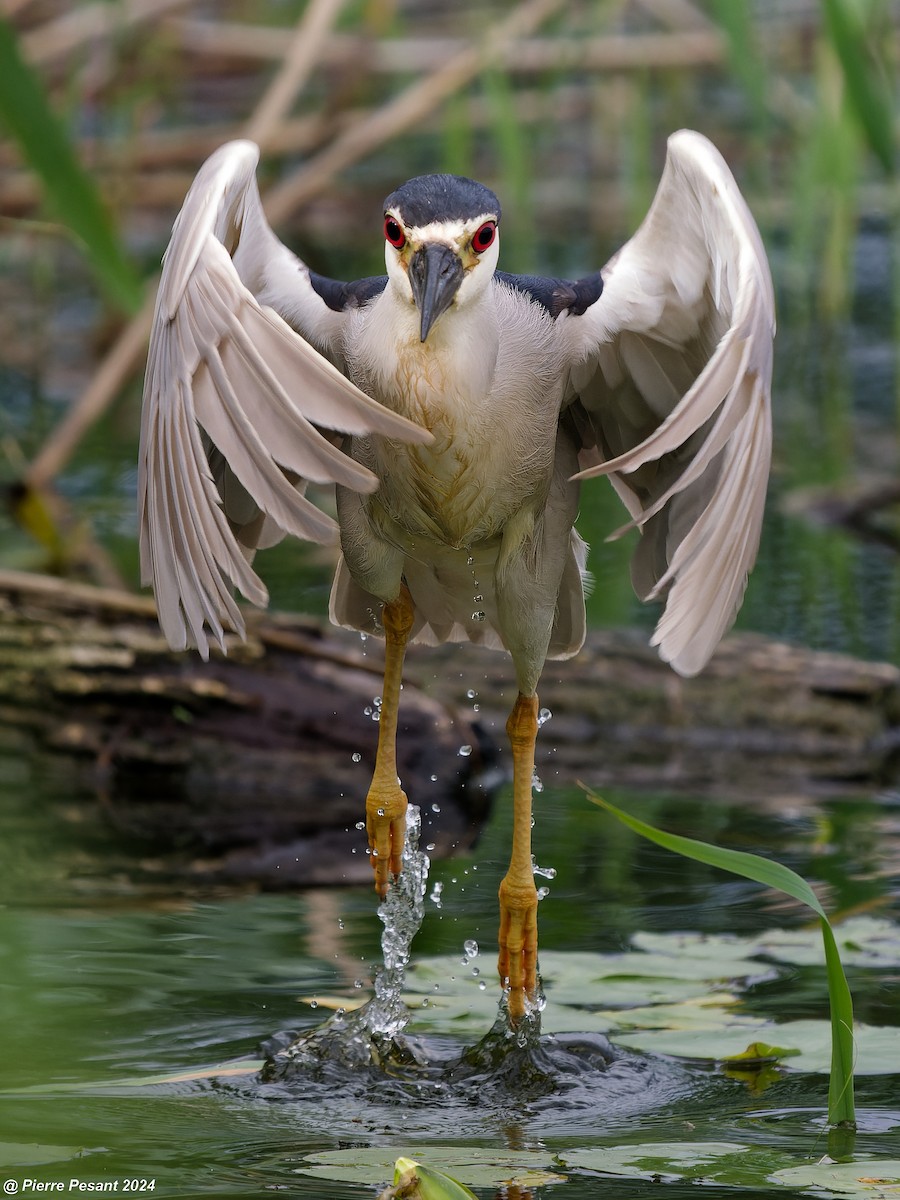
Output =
[
  {"x1": 497, "y1": 692, "x2": 540, "y2": 1023},
  {"x1": 366, "y1": 585, "x2": 414, "y2": 897}
]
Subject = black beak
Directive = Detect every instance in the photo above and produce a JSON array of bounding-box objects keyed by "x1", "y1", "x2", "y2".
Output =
[{"x1": 408, "y1": 242, "x2": 464, "y2": 342}]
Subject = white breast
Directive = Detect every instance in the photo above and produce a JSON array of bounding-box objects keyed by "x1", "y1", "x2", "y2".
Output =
[{"x1": 343, "y1": 281, "x2": 568, "y2": 548}]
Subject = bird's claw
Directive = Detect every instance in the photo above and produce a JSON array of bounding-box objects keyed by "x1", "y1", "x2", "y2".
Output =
[
  {"x1": 498, "y1": 876, "x2": 538, "y2": 1023},
  {"x1": 366, "y1": 784, "x2": 408, "y2": 897}
]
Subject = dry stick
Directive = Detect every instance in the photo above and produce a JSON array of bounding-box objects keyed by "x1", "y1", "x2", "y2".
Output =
[
  {"x1": 265, "y1": 0, "x2": 566, "y2": 225},
  {"x1": 24, "y1": 0, "x2": 563, "y2": 491},
  {"x1": 634, "y1": 0, "x2": 716, "y2": 32},
  {"x1": 23, "y1": 0, "x2": 345, "y2": 494},
  {"x1": 166, "y1": 19, "x2": 723, "y2": 74},
  {"x1": 243, "y1": 0, "x2": 346, "y2": 153},
  {"x1": 18, "y1": 0, "x2": 195, "y2": 67}
]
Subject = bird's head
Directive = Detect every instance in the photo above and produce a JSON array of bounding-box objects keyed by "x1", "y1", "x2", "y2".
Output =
[{"x1": 382, "y1": 174, "x2": 501, "y2": 342}]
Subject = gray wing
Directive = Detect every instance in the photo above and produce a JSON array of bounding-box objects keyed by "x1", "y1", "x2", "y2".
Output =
[
  {"x1": 563, "y1": 129, "x2": 775, "y2": 677},
  {"x1": 138, "y1": 139, "x2": 430, "y2": 658}
]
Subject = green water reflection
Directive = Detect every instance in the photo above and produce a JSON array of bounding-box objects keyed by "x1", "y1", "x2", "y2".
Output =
[{"x1": 1, "y1": 753, "x2": 899, "y2": 1196}]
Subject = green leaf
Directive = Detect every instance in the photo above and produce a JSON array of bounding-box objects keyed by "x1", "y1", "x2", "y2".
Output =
[
  {"x1": 0, "y1": 18, "x2": 142, "y2": 311},
  {"x1": 821, "y1": 0, "x2": 895, "y2": 175},
  {"x1": 391, "y1": 1158, "x2": 478, "y2": 1200},
  {"x1": 586, "y1": 790, "x2": 856, "y2": 1127}
]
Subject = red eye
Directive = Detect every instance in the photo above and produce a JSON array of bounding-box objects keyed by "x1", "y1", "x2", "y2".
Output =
[
  {"x1": 472, "y1": 221, "x2": 496, "y2": 253},
  {"x1": 384, "y1": 216, "x2": 406, "y2": 249}
]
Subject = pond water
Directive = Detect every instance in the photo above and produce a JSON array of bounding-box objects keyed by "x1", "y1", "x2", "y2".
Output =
[
  {"x1": 1, "y1": 742, "x2": 899, "y2": 1197},
  {"x1": 2, "y1": 189, "x2": 900, "y2": 1198}
]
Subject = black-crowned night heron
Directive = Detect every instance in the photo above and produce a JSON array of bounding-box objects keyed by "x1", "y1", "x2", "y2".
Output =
[{"x1": 139, "y1": 130, "x2": 774, "y2": 1022}]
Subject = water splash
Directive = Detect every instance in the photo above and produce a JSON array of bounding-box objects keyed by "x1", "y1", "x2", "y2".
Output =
[
  {"x1": 264, "y1": 806, "x2": 430, "y2": 1078},
  {"x1": 364, "y1": 804, "x2": 430, "y2": 1038}
]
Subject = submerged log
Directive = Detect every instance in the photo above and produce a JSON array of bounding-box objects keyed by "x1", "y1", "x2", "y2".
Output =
[{"x1": 0, "y1": 568, "x2": 898, "y2": 883}]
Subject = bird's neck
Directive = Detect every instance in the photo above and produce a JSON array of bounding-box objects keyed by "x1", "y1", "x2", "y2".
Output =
[{"x1": 351, "y1": 285, "x2": 500, "y2": 422}]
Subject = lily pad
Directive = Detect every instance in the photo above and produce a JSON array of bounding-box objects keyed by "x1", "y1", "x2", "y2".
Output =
[
  {"x1": 612, "y1": 1018, "x2": 900, "y2": 1074},
  {"x1": 771, "y1": 1158, "x2": 900, "y2": 1196},
  {"x1": 633, "y1": 918, "x2": 900, "y2": 971},
  {"x1": 561, "y1": 1140, "x2": 774, "y2": 1185},
  {"x1": 0, "y1": 1142, "x2": 88, "y2": 1167},
  {"x1": 299, "y1": 1145, "x2": 564, "y2": 1189},
  {"x1": 756, "y1": 918, "x2": 900, "y2": 970},
  {"x1": 561, "y1": 1143, "x2": 900, "y2": 1194},
  {"x1": 403, "y1": 945, "x2": 761, "y2": 1038}
]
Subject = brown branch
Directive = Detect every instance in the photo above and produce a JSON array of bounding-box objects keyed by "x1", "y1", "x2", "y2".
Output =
[
  {"x1": 21, "y1": 0, "x2": 344, "y2": 495},
  {"x1": 264, "y1": 0, "x2": 567, "y2": 226},
  {"x1": 21, "y1": 0, "x2": 566, "y2": 494}
]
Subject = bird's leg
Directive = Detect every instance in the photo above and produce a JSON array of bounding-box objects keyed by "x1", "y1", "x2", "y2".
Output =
[
  {"x1": 366, "y1": 584, "x2": 414, "y2": 897},
  {"x1": 498, "y1": 691, "x2": 540, "y2": 1023}
]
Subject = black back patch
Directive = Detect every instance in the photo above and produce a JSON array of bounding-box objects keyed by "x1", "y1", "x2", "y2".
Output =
[
  {"x1": 495, "y1": 270, "x2": 604, "y2": 318},
  {"x1": 309, "y1": 272, "x2": 388, "y2": 313}
]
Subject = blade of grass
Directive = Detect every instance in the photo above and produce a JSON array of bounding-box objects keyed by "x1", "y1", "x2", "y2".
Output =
[
  {"x1": 709, "y1": 0, "x2": 768, "y2": 136},
  {"x1": 584, "y1": 789, "x2": 856, "y2": 1129},
  {"x1": 821, "y1": 0, "x2": 895, "y2": 175},
  {"x1": 0, "y1": 18, "x2": 141, "y2": 312}
]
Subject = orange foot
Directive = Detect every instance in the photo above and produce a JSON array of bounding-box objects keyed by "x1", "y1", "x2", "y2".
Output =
[
  {"x1": 366, "y1": 781, "x2": 408, "y2": 897},
  {"x1": 498, "y1": 875, "x2": 538, "y2": 1023}
]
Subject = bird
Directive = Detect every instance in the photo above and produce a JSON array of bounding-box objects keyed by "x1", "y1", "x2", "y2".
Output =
[{"x1": 138, "y1": 130, "x2": 774, "y2": 1023}]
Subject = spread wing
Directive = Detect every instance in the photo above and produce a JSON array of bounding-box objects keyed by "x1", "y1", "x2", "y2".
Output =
[
  {"x1": 138, "y1": 140, "x2": 430, "y2": 658},
  {"x1": 565, "y1": 129, "x2": 775, "y2": 676}
]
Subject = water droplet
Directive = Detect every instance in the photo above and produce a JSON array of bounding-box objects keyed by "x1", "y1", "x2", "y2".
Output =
[
  {"x1": 471, "y1": 611, "x2": 486, "y2": 622},
  {"x1": 353, "y1": 979, "x2": 363, "y2": 989},
  {"x1": 431, "y1": 802, "x2": 441, "y2": 813},
  {"x1": 458, "y1": 744, "x2": 473, "y2": 757},
  {"x1": 374, "y1": 696, "x2": 382, "y2": 707},
  {"x1": 538, "y1": 707, "x2": 552, "y2": 727},
  {"x1": 533, "y1": 862, "x2": 557, "y2": 879},
  {"x1": 532, "y1": 770, "x2": 544, "y2": 794},
  {"x1": 430, "y1": 773, "x2": 438, "y2": 782},
  {"x1": 377, "y1": 806, "x2": 385, "y2": 817},
  {"x1": 466, "y1": 555, "x2": 474, "y2": 565},
  {"x1": 466, "y1": 688, "x2": 477, "y2": 699},
  {"x1": 478, "y1": 980, "x2": 487, "y2": 990},
  {"x1": 309, "y1": 999, "x2": 318, "y2": 1009},
  {"x1": 351, "y1": 752, "x2": 362, "y2": 763},
  {"x1": 364, "y1": 705, "x2": 373, "y2": 716},
  {"x1": 463, "y1": 938, "x2": 479, "y2": 959},
  {"x1": 355, "y1": 820, "x2": 365, "y2": 831},
  {"x1": 430, "y1": 880, "x2": 444, "y2": 908},
  {"x1": 537, "y1": 886, "x2": 550, "y2": 900},
  {"x1": 473, "y1": 594, "x2": 484, "y2": 603},
  {"x1": 472, "y1": 967, "x2": 480, "y2": 977},
  {"x1": 338, "y1": 918, "x2": 345, "y2": 929},
  {"x1": 425, "y1": 842, "x2": 436, "y2": 851}
]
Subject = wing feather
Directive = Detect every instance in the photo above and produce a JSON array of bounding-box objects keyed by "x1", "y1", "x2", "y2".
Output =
[
  {"x1": 566, "y1": 130, "x2": 774, "y2": 676},
  {"x1": 138, "y1": 140, "x2": 431, "y2": 657}
]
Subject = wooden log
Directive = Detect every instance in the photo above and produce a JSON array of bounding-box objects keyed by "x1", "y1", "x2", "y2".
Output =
[
  {"x1": 1, "y1": 569, "x2": 898, "y2": 885},
  {"x1": 0, "y1": 570, "x2": 492, "y2": 886}
]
